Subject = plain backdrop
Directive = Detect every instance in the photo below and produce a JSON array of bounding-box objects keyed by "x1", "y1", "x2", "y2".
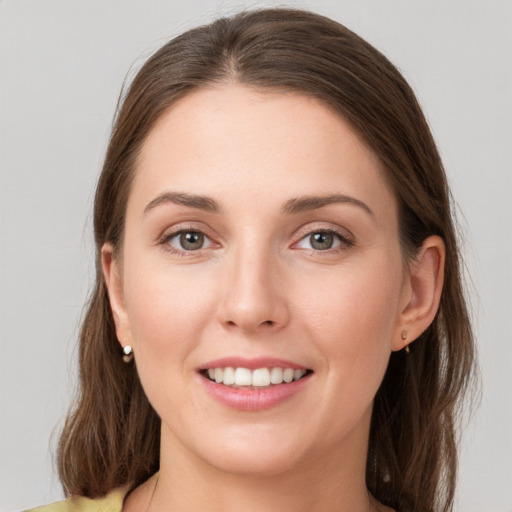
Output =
[{"x1": 1, "y1": 1, "x2": 511, "y2": 510}]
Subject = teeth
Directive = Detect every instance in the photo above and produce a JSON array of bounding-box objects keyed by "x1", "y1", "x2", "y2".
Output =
[
  {"x1": 252, "y1": 368, "x2": 270, "y2": 387},
  {"x1": 270, "y1": 367, "x2": 283, "y2": 384},
  {"x1": 223, "y1": 367, "x2": 235, "y2": 385},
  {"x1": 283, "y1": 368, "x2": 294, "y2": 383},
  {"x1": 204, "y1": 366, "x2": 309, "y2": 387},
  {"x1": 294, "y1": 369, "x2": 306, "y2": 381},
  {"x1": 234, "y1": 367, "x2": 252, "y2": 386}
]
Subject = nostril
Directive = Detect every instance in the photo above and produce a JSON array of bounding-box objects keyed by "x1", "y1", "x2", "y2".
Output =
[{"x1": 223, "y1": 319, "x2": 276, "y2": 330}]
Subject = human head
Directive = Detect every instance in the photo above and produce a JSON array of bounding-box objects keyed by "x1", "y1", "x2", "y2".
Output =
[{"x1": 58, "y1": 8, "x2": 475, "y2": 511}]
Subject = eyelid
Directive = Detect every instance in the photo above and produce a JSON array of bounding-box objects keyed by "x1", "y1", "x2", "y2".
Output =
[
  {"x1": 293, "y1": 222, "x2": 354, "y2": 242},
  {"x1": 291, "y1": 223, "x2": 355, "y2": 251},
  {"x1": 156, "y1": 221, "x2": 354, "y2": 255},
  {"x1": 158, "y1": 223, "x2": 220, "y2": 254}
]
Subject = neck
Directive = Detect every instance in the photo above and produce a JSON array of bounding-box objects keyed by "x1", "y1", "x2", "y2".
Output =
[{"x1": 148, "y1": 420, "x2": 379, "y2": 512}]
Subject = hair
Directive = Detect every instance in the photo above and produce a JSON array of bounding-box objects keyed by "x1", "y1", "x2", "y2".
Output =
[{"x1": 57, "y1": 8, "x2": 476, "y2": 512}]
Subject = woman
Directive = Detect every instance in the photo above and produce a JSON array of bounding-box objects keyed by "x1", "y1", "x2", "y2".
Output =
[{"x1": 28, "y1": 8, "x2": 475, "y2": 512}]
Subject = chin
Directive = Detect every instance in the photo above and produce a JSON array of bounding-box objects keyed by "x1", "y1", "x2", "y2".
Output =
[
  {"x1": 203, "y1": 445, "x2": 304, "y2": 477},
  {"x1": 183, "y1": 424, "x2": 312, "y2": 477}
]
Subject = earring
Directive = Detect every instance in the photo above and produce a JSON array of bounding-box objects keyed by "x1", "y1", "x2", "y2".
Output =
[
  {"x1": 122, "y1": 345, "x2": 134, "y2": 363},
  {"x1": 401, "y1": 330, "x2": 410, "y2": 354}
]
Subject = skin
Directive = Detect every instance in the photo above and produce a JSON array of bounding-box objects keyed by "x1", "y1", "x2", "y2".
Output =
[{"x1": 102, "y1": 84, "x2": 445, "y2": 512}]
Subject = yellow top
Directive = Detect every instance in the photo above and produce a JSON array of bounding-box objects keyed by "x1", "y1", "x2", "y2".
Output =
[{"x1": 24, "y1": 488, "x2": 126, "y2": 512}]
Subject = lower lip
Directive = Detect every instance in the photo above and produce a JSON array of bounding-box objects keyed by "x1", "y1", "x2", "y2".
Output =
[{"x1": 199, "y1": 373, "x2": 312, "y2": 411}]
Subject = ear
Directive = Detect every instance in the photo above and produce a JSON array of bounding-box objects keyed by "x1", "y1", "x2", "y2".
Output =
[
  {"x1": 392, "y1": 235, "x2": 446, "y2": 351},
  {"x1": 101, "y1": 243, "x2": 132, "y2": 349}
]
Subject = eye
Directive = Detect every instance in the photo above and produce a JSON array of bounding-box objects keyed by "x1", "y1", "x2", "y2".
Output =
[
  {"x1": 309, "y1": 232, "x2": 339, "y2": 250},
  {"x1": 294, "y1": 229, "x2": 349, "y2": 251},
  {"x1": 166, "y1": 230, "x2": 211, "y2": 251}
]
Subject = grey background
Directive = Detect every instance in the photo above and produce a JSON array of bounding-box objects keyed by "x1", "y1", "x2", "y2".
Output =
[{"x1": 1, "y1": 0, "x2": 511, "y2": 510}]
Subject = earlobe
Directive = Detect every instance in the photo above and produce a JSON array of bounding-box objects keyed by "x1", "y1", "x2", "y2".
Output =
[
  {"x1": 392, "y1": 235, "x2": 445, "y2": 351},
  {"x1": 101, "y1": 243, "x2": 132, "y2": 348}
]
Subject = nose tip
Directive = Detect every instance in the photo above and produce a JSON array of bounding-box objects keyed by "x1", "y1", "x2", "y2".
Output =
[
  {"x1": 221, "y1": 295, "x2": 287, "y2": 333},
  {"x1": 217, "y1": 258, "x2": 289, "y2": 333}
]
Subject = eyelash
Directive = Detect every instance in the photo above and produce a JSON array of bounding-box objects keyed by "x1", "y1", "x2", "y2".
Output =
[
  {"x1": 158, "y1": 226, "x2": 216, "y2": 256},
  {"x1": 292, "y1": 227, "x2": 354, "y2": 254},
  {"x1": 158, "y1": 226, "x2": 354, "y2": 256}
]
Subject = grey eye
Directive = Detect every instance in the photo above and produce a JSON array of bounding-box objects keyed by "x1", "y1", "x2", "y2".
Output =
[
  {"x1": 309, "y1": 232, "x2": 335, "y2": 250},
  {"x1": 294, "y1": 230, "x2": 344, "y2": 251}
]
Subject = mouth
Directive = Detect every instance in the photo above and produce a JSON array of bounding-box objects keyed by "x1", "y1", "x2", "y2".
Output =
[
  {"x1": 198, "y1": 358, "x2": 314, "y2": 410},
  {"x1": 200, "y1": 366, "x2": 313, "y2": 389}
]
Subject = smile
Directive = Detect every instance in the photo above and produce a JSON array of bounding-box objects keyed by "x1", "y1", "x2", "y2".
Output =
[
  {"x1": 198, "y1": 357, "x2": 314, "y2": 410},
  {"x1": 203, "y1": 367, "x2": 311, "y2": 388}
]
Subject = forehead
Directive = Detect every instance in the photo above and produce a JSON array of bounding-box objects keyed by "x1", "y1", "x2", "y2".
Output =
[{"x1": 130, "y1": 84, "x2": 396, "y2": 218}]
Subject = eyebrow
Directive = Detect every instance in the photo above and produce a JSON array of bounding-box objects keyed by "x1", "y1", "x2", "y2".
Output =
[
  {"x1": 281, "y1": 194, "x2": 375, "y2": 217},
  {"x1": 144, "y1": 192, "x2": 222, "y2": 215},
  {"x1": 143, "y1": 191, "x2": 374, "y2": 218}
]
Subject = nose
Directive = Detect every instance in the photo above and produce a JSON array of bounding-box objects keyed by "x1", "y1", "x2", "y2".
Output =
[{"x1": 217, "y1": 246, "x2": 289, "y2": 333}]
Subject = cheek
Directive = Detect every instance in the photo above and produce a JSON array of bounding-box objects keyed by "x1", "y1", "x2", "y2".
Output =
[
  {"x1": 299, "y1": 255, "x2": 403, "y2": 380},
  {"x1": 303, "y1": 256, "x2": 401, "y2": 333},
  {"x1": 121, "y1": 260, "x2": 221, "y2": 419},
  {"x1": 122, "y1": 258, "x2": 218, "y2": 364}
]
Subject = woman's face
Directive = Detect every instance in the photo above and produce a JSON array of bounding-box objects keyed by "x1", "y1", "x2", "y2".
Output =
[{"x1": 106, "y1": 84, "x2": 411, "y2": 475}]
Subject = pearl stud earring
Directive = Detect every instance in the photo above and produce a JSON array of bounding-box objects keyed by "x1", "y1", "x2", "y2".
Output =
[{"x1": 122, "y1": 345, "x2": 134, "y2": 363}]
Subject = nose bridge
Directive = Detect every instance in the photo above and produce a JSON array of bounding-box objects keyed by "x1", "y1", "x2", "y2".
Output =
[{"x1": 218, "y1": 235, "x2": 288, "y2": 332}]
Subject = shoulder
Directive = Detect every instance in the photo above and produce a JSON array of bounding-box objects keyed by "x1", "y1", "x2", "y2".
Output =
[{"x1": 24, "y1": 488, "x2": 126, "y2": 512}]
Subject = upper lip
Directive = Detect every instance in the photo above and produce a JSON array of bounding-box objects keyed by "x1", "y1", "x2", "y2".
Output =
[{"x1": 199, "y1": 357, "x2": 310, "y2": 371}]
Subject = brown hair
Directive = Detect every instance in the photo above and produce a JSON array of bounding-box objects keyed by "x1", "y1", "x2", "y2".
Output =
[{"x1": 58, "y1": 8, "x2": 476, "y2": 511}]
